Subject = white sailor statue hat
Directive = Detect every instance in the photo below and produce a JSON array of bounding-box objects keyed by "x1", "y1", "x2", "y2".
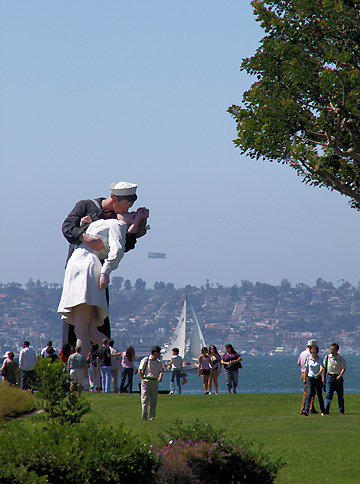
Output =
[{"x1": 110, "y1": 182, "x2": 138, "y2": 196}]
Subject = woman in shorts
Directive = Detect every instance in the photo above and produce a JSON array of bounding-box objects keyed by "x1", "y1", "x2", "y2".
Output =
[
  {"x1": 208, "y1": 345, "x2": 221, "y2": 395},
  {"x1": 198, "y1": 347, "x2": 213, "y2": 395}
]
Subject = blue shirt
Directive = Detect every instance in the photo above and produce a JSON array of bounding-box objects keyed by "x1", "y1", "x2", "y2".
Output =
[{"x1": 305, "y1": 356, "x2": 322, "y2": 377}]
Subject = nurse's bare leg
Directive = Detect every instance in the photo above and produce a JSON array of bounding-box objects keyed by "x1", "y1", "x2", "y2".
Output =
[
  {"x1": 88, "y1": 307, "x2": 107, "y2": 347},
  {"x1": 73, "y1": 303, "x2": 92, "y2": 357}
]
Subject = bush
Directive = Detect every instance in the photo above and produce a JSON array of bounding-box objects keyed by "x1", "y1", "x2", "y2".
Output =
[
  {"x1": 155, "y1": 419, "x2": 284, "y2": 484},
  {"x1": 0, "y1": 409, "x2": 283, "y2": 484},
  {"x1": 34, "y1": 358, "x2": 90, "y2": 424},
  {"x1": 158, "y1": 418, "x2": 223, "y2": 445},
  {"x1": 0, "y1": 421, "x2": 160, "y2": 484},
  {"x1": 0, "y1": 380, "x2": 36, "y2": 421}
]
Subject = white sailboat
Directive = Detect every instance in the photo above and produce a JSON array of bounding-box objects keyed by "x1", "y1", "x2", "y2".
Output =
[{"x1": 162, "y1": 296, "x2": 206, "y2": 370}]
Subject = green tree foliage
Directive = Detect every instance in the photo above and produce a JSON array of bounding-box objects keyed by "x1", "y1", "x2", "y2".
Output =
[
  {"x1": 154, "y1": 281, "x2": 166, "y2": 291},
  {"x1": 254, "y1": 281, "x2": 279, "y2": 298},
  {"x1": 228, "y1": 0, "x2": 360, "y2": 208},
  {"x1": 124, "y1": 279, "x2": 132, "y2": 291},
  {"x1": 34, "y1": 358, "x2": 90, "y2": 424},
  {"x1": 111, "y1": 276, "x2": 124, "y2": 291},
  {"x1": 135, "y1": 277, "x2": 147, "y2": 291}
]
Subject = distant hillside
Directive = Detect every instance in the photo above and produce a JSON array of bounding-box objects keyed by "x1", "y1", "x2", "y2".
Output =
[{"x1": 1, "y1": 277, "x2": 359, "y2": 356}]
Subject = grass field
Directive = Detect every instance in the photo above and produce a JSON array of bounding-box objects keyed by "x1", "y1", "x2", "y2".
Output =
[{"x1": 82, "y1": 392, "x2": 360, "y2": 484}]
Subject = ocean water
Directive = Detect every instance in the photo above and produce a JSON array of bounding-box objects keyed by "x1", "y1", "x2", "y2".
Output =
[{"x1": 128, "y1": 355, "x2": 360, "y2": 395}]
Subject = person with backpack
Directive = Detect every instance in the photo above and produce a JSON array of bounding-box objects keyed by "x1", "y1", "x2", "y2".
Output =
[{"x1": 1, "y1": 351, "x2": 19, "y2": 386}]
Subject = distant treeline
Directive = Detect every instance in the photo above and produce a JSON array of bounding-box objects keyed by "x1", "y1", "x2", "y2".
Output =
[{"x1": 1, "y1": 276, "x2": 357, "y2": 294}]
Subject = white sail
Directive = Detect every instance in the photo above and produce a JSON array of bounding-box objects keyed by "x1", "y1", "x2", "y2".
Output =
[
  {"x1": 162, "y1": 298, "x2": 187, "y2": 360},
  {"x1": 187, "y1": 304, "x2": 206, "y2": 360}
]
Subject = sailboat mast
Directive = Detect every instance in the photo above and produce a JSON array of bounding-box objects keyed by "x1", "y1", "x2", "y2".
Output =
[
  {"x1": 183, "y1": 295, "x2": 187, "y2": 360},
  {"x1": 161, "y1": 295, "x2": 188, "y2": 361}
]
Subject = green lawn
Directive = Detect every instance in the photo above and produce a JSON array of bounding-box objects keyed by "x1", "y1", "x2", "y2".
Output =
[{"x1": 83, "y1": 392, "x2": 360, "y2": 484}]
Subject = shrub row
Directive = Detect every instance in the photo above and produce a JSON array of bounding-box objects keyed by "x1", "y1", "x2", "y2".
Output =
[
  {"x1": 0, "y1": 421, "x2": 158, "y2": 484},
  {"x1": 0, "y1": 418, "x2": 283, "y2": 484}
]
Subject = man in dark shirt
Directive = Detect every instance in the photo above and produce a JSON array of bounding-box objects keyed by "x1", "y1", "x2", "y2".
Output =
[
  {"x1": 97, "y1": 338, "x2": 115, "y2": 393},
  {"x1": 61, "y1": 182, "x2": 148, "y2": 346}
]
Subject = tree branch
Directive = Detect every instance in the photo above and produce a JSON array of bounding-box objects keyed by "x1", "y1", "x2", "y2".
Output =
[
  {"x1": 325, "y1": 133, "x2": 360, "y2": 163},
  {"x1": 299, "y1": 159, "x2": 360, "y2": 203}
]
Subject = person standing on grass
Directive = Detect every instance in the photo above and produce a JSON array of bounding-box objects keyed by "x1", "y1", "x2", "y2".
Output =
[
  {"x1": 46, "y1": 346, "x2": 59, "y2": 363},
  {"x1": 221, "y1": 344, "x2": 242, "y2": 395},
  {"x1": 302, "y1": 345, "x2": 325, "y2": 416},
  {"x1": 87, "y1": 344, "x2": 101, "y2": 392},
  {"x1": 19, "y1": 341, "x2": 37, "y2": 390},
  {"x1": 208, "y1": 345, "x2": 221, "y2": 395},
  {"x1": 97, "y1": 338, "x2": 112, "y2": 393},
  {"x1": 297, "y1": 339, "x2": 318, "y2": 414},
  {"x1": 323, "y1": 343, "x2": 347, "y2": 414},
  {"x1": 168, "y1": 347, "x2": 183, "y2": 395},
  {"x1": 41, "y1": 341, "x2": 56, "y2": 358},
  {"x1": 97, "y1": 338, "x2": 121, "y2": 393},
  {"x1": 59, "y1": 343, "x2": 72, "y2": 365},
  {"x1": 1, "y1": 352, "x2": 20, "y2": 386},
  {"x1": 67, "y1": 346, "x2": 88, "y2": 398},
  {"x1": 120, "y1": 345, "x2": 136, "y2": 393},
  {"x1": 139, "y1": 346, "x2": 163, "y2": 421},
  {"x1": 109, "y1": 339, "x2": 121, "y2": 393},
  {"x1": 198, "y1": 347, "x2": 212, "y2": 395}
]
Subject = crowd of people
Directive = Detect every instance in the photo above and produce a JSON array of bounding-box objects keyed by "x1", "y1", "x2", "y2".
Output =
[
  {"x1": 163, "y1": 344, "x2": 242, "y2": 396},
  {"x1": 0, "y1": 339, "x2": 137, "y2": 396},
  {"x1": 1, "y1": 339, "x2": 349, "y2": 421}
]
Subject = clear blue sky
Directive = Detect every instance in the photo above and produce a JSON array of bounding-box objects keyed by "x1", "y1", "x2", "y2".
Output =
[{"x1": 1, "y1": 1, "x2": 360, "y2": 289}]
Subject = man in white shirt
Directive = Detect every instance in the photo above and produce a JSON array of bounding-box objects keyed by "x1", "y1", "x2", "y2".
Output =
[
  {"x1": 139, "y1": 346, "x2": 163, "y2": 421},
  {"x1": 297, "y1": 339, "x2": 318, "y2": 414},
  {"x1": 323, "y1": 343, "x2": 347, "y2": 414},
  {"x1": 19, "y1": 341, "x2": 37, "y2": 390}
]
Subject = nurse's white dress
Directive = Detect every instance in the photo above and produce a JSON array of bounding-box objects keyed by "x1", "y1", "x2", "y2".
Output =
[{"x1": 58, "y1": 219, "x2": 127, "y2": 326}]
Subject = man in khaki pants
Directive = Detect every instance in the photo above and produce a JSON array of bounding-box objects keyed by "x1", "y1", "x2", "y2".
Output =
[
  {"x1": 297, "y1": 339, "x2": 318, "y2": 414},
  {"x1": 139, "y1": 346, "x2": 163, "y2": 421}
]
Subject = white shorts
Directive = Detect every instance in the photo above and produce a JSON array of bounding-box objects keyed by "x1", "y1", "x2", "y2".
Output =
[{"x1": 70, "y1": 368, "x2": 84, "y2": 384}]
